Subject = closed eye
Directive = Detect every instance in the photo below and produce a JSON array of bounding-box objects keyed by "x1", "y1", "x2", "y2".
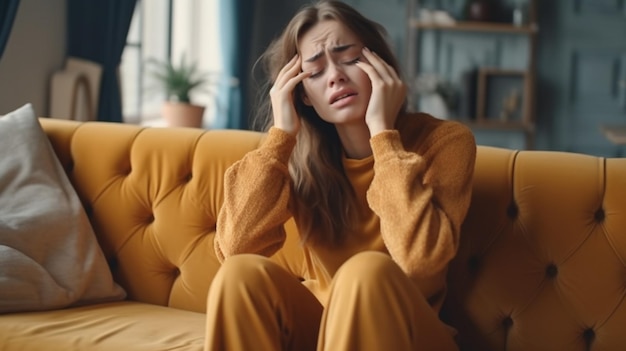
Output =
[
  {"x1": 344, "y1": 57, "x2": 361, "y2": 65},
  {"x1": 307, "y1": 56, "x2": 361, "y2": 79},
  {"x1": 309, "y1": 70, "x2": 322, "y2": 78}
]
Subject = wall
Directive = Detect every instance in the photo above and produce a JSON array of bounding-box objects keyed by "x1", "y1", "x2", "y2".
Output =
[
  {"x1": 535, "y1": 0, "x2": 626, "y2": 157},
  {"x1": 344, "y1": 0, "x2": 407, "y2": 65},
  {"x1": 0, "y1": 0, "x2": 66, "y2": 117}
]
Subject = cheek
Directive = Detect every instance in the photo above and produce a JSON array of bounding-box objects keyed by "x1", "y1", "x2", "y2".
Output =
[
  {"x1": 351, "y1": 68, "x2": 372, "y2": 97},
  {"x1": 302, "y1": 80, "x2": 325, "y2": 105},
  {"x1": 352, "y1": 67, "x2": 371, "y2": 86}
]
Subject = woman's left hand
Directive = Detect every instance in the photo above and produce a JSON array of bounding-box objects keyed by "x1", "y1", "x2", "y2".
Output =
[{"x1": 355, "y1": 47, "x2": 407, "y2": 136}]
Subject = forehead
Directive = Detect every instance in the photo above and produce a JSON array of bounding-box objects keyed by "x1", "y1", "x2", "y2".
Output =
[{"x1": 298, "y1": 20, "x2": 361, "y2": 56}]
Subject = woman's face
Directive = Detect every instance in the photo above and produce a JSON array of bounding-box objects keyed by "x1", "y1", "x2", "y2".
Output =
[{"x1": 298, "y1": 20, "x2": 372, "y2": 125}]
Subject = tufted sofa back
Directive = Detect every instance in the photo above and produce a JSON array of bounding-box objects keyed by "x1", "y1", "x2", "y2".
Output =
[
  {"x1": 39, "y1": 118, "x2": 300, "y2": 312},
  {"x1": 41, "y1": 118, "x2": 626, "y2": 350},
  {"x1": 442, "y1": 146, "x2": 626, "y2": 350}
]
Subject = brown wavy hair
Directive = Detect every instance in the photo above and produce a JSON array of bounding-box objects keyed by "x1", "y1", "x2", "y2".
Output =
[{"x1": 254, "y1": 0, "x2": 406, "y2": 245}]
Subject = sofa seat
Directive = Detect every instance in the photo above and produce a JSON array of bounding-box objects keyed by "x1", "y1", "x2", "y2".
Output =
[{"x1": 0, "y1": 301, "x2": 205, "y2": 350}]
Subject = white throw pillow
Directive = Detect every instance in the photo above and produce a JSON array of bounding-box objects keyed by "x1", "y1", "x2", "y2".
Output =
[{"x1": 0, "y1": 104, "x2": 125, "y2": 313}]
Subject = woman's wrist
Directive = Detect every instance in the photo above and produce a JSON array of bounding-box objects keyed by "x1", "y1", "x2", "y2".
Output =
[
  {"x1": 367, "y1": 120, "x2": 393, "y2": 137},
  {"x1": 273, "y1": 120, "x2": 299, "y2": 137}
]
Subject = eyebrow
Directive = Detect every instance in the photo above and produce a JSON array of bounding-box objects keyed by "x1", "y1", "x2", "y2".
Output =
[{"x1": 304, "y1": 44, "x2": 356, "y2": 63}]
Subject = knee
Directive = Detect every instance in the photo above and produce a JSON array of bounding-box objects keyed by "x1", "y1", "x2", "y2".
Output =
[
  {"x1": 333, "y1": 251, "x2": 402, "y2": 287},
  {"x1": 211, "y1": 254, "x2": 272, "y2": 289},
  {"x1": 219, "y1": 253, "x2": 268, "y2": 273}
]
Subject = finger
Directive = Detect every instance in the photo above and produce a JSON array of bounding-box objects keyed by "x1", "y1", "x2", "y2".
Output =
[
  {"x1": 354, "y1": 60, "x2": 382, "y2": 85},
  {"x1": 362, "y1": 48, "x2": 397, "y2": 77},
  {"x1": 361, "y1": 48, "x2": 399, "y2": 82},
  {"x1": 283, "y1": 71, "x2": 312, "y2": 93},
  {"x1": 272, "y1": 56, "x2": 298, "y2": 93},
  {"x1": 273, "y1": 56, "x2": 301, "y2": 90},
  {"x1": 275, "y1": 55, "x2": 298, "y2": 79}
]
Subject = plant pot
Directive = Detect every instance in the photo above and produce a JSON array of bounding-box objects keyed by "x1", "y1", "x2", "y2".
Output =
[{"x1": 162, "y1": 101, "x2": 205, "y2": 128}]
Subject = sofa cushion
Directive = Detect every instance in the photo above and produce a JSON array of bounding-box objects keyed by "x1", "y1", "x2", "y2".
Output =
[
  {"x1": 0, "y1": 301, "x2": 205, "y2": 350},
  {"x1": 0, "y1": 104, "x2": 125, "y2": 314}
]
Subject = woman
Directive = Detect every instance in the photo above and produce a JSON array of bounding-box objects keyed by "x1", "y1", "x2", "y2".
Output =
[{"x1": 205, "y1": 1, "x2": 476, "y2": 350}]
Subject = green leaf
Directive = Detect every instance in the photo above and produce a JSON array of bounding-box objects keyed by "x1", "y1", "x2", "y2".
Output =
[{"x1": 145, "y1": 53, "x2": 219, "y2": 104}]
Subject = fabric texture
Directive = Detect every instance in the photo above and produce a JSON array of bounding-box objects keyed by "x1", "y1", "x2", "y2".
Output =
[{"x1": 0, "y1": 104, "x2": 125, "y2": 314}]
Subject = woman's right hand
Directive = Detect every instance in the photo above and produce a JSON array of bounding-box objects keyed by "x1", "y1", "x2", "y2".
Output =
[{"x1": 270, "y1": 55, "x2": 311, "y2": 136}]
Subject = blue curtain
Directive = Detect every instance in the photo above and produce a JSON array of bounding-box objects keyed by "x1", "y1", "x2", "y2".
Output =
[
  {"x1": 67, "y1": 0, "x2": 137, "y2": 122},
  {"x1": 0, "y1": 0, "x2": 20, "y2": 60},
  {"x1": 216, "y1": 0, "x2": 255, "y2": 129}
]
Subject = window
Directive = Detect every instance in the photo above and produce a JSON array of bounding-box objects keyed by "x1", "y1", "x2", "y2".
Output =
[{"x1": 120, "y1": 0, "x2": 221, "y2": 126}]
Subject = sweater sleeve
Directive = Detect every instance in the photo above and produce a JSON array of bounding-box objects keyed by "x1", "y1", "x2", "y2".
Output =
[
  {"x1": 214, "y1": 127, "x2": 296, "y2": 263},
  {"x1": 366, "y1": 122, "x2": 476, "y2": 297}
]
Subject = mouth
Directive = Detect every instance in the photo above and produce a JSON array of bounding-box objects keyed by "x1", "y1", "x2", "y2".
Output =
[{"x1": 330, "y1": 92, "x2": 357, "y2": 105}]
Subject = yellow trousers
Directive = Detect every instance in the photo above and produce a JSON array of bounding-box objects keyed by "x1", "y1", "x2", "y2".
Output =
[{"x1": 204, "y1": 251, "x2": 457, "y2": 351}]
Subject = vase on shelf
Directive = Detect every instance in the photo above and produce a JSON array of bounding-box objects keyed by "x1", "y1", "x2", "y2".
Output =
[
  {"x1": 463, "y1": 0, "x2": 506, "y2": 22},
  {"x1": 512, "y1": 0, "x2": 529, "y2": 26}
]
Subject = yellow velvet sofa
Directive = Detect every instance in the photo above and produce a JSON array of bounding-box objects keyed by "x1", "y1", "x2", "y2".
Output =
[{"x1": 0, "y1": 118, "x2": 624, "y2": 351}]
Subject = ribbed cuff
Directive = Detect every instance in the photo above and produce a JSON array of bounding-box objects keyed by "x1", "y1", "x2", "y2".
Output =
[{"x1": 370, "y1": 129, "x2": 404, "y2": 160}]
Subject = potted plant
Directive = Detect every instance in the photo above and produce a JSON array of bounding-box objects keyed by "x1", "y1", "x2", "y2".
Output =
[{"x1": 147, "y1": 54, "x2": 216, "y2": 128}]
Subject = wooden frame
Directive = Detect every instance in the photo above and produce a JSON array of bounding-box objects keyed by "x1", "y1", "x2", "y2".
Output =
[{"x1": 476, "y1": 68, "x2": 530, "y2": 125}]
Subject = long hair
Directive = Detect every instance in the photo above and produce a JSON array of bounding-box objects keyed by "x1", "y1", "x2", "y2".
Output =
[{"x1": 254, "y1": 0, "x2": 406, "y2": 245}]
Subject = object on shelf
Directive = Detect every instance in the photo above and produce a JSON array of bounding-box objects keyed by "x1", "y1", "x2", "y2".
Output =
[
  {"x1": 414, "y1": 73, "x2": 458, "y2": 118},
  {"x1": 477, "y1": 68, "x2": 528, "y2": 123},
  {"x1": 418, "y1": 9, "x2": 456, "y2": 25},
  {"x1": 500, "y1": 88, "x2": 521, "y2": 121},
  {"x1": 512, "y1": 0, "x2": 529, "y2": 26},
  {"x1": 463, "y1": 0, "x2": 495, "y2": 21},
  {"x1": 463, "y1": 0, "x2": 510, "y2": 23}
]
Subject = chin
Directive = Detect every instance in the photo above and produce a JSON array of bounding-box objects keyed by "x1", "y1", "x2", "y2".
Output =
[
  {"x1": 321, "y1": 107, "x2": 367, "y2": 125},
  {"x1": 322, "y1": 114, "x2": 363, "y2": 126}
]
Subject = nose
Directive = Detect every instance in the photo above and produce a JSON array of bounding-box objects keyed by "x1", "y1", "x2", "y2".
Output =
[{"x1": 327, "y1": 61, "x2": 347, "y2": 87}]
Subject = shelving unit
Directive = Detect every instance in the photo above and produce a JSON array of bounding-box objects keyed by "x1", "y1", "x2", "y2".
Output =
[{"x1": 405, "y1": 0, "x2": 538, "y2": 149}]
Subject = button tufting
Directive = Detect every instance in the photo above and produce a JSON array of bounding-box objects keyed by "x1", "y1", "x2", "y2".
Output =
[
  {"x1": 107, "y1": 257, "x2": 119, "y2": 272},
  {"x1": 147, "y1": 214, "x2": 155, "y2": 223},
  {"x1": 583, "y1": 328, "x2": 595, "y2": 344},
  {"x1": 546, "y1": 264, "x2": 558, "y2": 278},
  {"x1": 84, "y1": 204, "x2": 93, "y2": 217},
  {"x1": 468, "y1": 255, "x2": 481, "y2": 273},
  {"x1": 502, "y1": 316, "x2": 513, "y2": 329},
  {"x1": 594, "y1": 208, "x2": 605, "y2": 222},
  {"x1": 173, "y1": 268, "x2": 181, "y2": 277},
  {"x1": 507, "y1": 202, "x2": 518, "y2": 218},
  {"x1": 185, "y1": 173, "x2": 193, "y2": 182}
]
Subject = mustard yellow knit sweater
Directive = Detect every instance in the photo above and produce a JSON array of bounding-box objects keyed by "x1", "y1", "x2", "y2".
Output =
[{"x1": 214, "y1": 113, "x2": 476, "y2": 311}]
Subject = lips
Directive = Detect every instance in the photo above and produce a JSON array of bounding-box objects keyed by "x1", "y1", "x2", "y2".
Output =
[{"x1": 329, "y1": 89, "x2": 357, "y2": 105}]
